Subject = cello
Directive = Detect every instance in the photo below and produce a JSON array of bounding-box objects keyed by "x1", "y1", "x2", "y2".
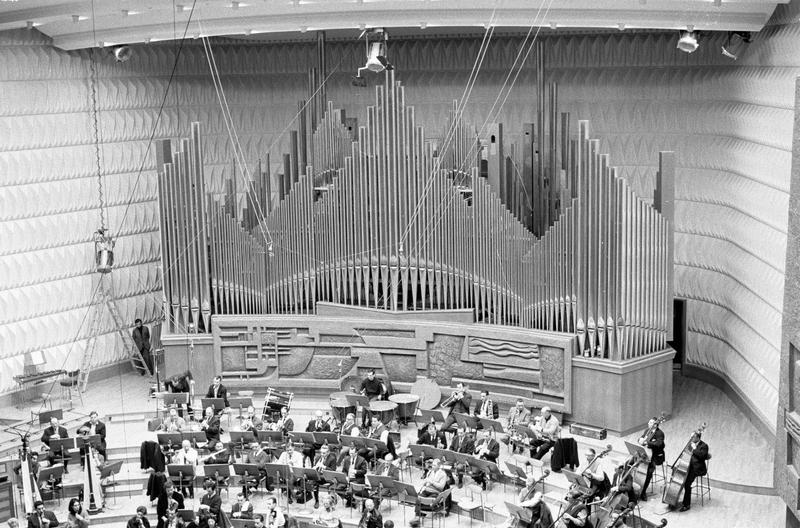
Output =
[{"x1": 662, "y1": 422, "x2": 706, "y2": 508}]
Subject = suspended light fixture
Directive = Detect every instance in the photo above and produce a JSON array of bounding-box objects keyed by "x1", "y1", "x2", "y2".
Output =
[
  {"x1": 677, "y1": 29, "x2": 699, "y2": 53},
  {"x1": 111, "y1": 45, "x2": 133, "y2": 62},
  {"x1": 721, "y1": 31, "x2": 752, "y2": 60}
]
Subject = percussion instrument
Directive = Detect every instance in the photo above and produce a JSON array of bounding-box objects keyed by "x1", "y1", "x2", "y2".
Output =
[
  {"x1": 330, "y1": 397, "x2": 356, "y2": 423},
  {"x1": 369, "y1": 400, "x2": 398, "y2": 425},
  {"x1": 389, "y1": 393, "x2": 420, "y2": 425},
  {"x1": 410, "y1": 378, "x2": 442, "y2": 410}
]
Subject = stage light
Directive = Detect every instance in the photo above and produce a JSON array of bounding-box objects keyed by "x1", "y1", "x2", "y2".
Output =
[
  {"x1": 721, "y1": 31, "x2": 752, "y2": 60},
  {"x1": 112, "y1": 45, "x2": 133, "y2": 63},
  {"x1": 676, "y1": 30, "x2": 699, "y2": 53}
]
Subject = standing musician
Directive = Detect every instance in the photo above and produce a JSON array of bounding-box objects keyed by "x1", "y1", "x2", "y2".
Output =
[
  {"x1": 359, "y1": 499, "x2": 382, "y2": 528},
  {"x1": 164, "y1": 371, "x2": 193, "y2": 416},
  {"x1": 199, "y1": 407, "x2": 221, "y2": 451},
  {"x1": 529, "y1": 407, "x2": 560, "y2": 460},
  {"x1": 312, "y1": 444, "x2": 337, "y2": 509},
  {"x1": 359, "y1": 370, "x2": 385, "y2": 428},
  {"x1": 474, "y1": 391, "x2": 499, "y2": 420},
  {"x1": 40, "y1": 416, "x2": 69, "y2": 472},
  {"x1": 338, "y1": 442, "x2": 368, "y2": 508},
  {"x1": 276, "y1": 442, "x2": 307, "y2": 504},
  {"x1": 267, "y1": 406, "x2": 294, "y2": 436},
  {"x1": 160, "y1": 408, "x2": 186, "y2": 432},
  {"x1": 679, "y1": 430, "x2": 710, "y2": 512},
  {"x1": 472, "y1": 431, "x2": 499, "y2": 490},
  {"x1": 440, "y1": 382, "x2": 472, "y2": 431},
  {"x1": 638, "y1": 416, "x2": 665, "y2": 501},
  {"x1": 518, "y1": 490, "x2": 553, "y2": 528},
  {"x1": 240, "y1": 406, "x2": 263, "y2": 433},
  {"x1": 205, "y1": 376, "x2": 229, "y2": 408},
  {"x1": 449, "y1": 425, "x2": 475, "y2": 487}
]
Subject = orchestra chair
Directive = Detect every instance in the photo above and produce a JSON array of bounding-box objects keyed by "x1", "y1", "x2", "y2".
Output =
[
  {"x1": 692, "y1": 458, "x2": 712, "y2": 506},
  {"x1": 647, "y1": 460, "x2": 668, "y2": 495},
  {"x1": 58, "y1": 370, "x2": 82, "y2": 410},
  {"x1": 455, "y1": 485, "x2": 480, "y2": 528},
  {"x1": 418, "y1": 488, "x2": 452, "y2": 528},
  {"x1": 349, "y1": 482, "x2": 368, "y2": 517}
]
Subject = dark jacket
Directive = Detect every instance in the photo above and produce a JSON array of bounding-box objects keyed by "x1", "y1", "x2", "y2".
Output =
[
  {"x1": 41, "y1": 425, "x2": 68, "y2": 447},
  {"x1": 205, "y1": 384, "x2": 229, "y2": 407},
  {"x1": 81, "y1": 421, "x2": 107, "y2": 449},
  {"x1": 474, "y1": 437, "x2": 499, "y2": 462},
  {"x1": 445, "y1": 392, "x2": 472, "y2": 415},
  {"x1": 375, "y1": 460, "x2": 400, "y2": 479},
  {"x1": 28, "y1": 510, "x2": 60, "y2": 528},
  {"x1": 449, "y1": 434, "x2": 475, "y2": 454},
  {"x1": 690, "y1": 440, "x2": 710, "y2": 476},
  {"x1": 645, "y1": 427, "x2": 665, "y2": 465},
  {"x1": 132, "y1": 326, "x2": 151, "y2": 352},
  {"x1": 473, "y1": 400, "x2": 499, "y2": 419},
  {"x1": 313, "y1": 452, "x2": 337, "y2": 472},
  {"x1": 306, "y1": 419, "x2": 332, "y2": 433},
  {"x1": 127, "y1": 516, "x2": 151, "y2": 528},
  {"x1": 419, "y1": 430, "x2": 446, "y2": 449},
  {"x1": 199, "y1": 491, "x2": 222, "y2": 527},
  {"x1": 340, "y1": 453, "x2": 368, "y2": 483}
]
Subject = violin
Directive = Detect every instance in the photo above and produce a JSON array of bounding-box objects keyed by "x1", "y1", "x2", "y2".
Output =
[{"x1": 663, "y1": 422, "x2": 707, "y2": 508}]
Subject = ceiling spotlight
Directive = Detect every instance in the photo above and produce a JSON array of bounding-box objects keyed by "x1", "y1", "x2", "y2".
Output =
[
  {"x1": 676, "y1": 30, "x2": 699, "y2": 53},
  {"x1": 419, "y1": 22, "x2": 427, "y2": 30},
  {"x1": 111, "y1": 45, "x2": 133, "y2": 63},
  {"x1": 550, "y1": 22, "x2": 558, "y2": 30},
  {"x1": 721, "y1": 31, "x2": 752, "y2": 60},
  {"x1": 618, "y1": 23, "x2": 626, "y2": 31}
]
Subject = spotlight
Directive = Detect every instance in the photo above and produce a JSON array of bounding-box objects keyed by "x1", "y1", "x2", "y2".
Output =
[
  {"x1": 721, "y1": 31, "x2": 752, "y2": 60},
  {"x1": 111, "y1": 45, "x2": 133, "y2": 62},
  {"x1": 676, "y1": 30, "x2": 699, "y2": 53},
  {"x1": 355, "y1": 28, "x2": 393, "y2": 78}
]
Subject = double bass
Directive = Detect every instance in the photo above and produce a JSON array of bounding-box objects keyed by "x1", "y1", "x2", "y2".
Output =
[{"x1": 662, "y1": 422, "x2": 707, "y2": 508}]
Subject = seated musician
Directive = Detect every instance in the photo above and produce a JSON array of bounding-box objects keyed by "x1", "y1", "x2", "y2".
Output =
[
  {"x1": 313, "y1": 493, "x2": 342, "y2": 528},
  {"x1": 337, "y1": 442, "x2": 368, "y2": 508},
  {"x1": 265, "y1": 497, "x2": 286, "y2": 528},
  {"x1": 205, "y1": 376, "x2": 230, "y2": 409},
  {"x1": 561, "y1": 502, "x2": 592, "y2": 528},
  {"x1": 448, "y1": 425, "x2": 474, "y2": 487},
  {"x1": 418, "y1": 423, "x2": 446, "y2": 449},
  {"x1": 375, "y1": 453, "x2": 399, "y2": 479},
  {"x1": 304, "y1": 410, "x2": 332, "y2": 464},
  {"x1": 40, "y1": 416, "x2": 69, "y2": 472},
  {"x1": 312, "y1": 443, "x2": 337, "y2": 509},
  {"x1": 340, "y1": 413, "x2": 359, "y2": 436},
  {"x1": 609, "y1": 458, "x2": 638, "y2": 507},
  {"x1": 528, "y1": 406, "x2": 560, "y2": 460},
  {"x1": 518, "y1": 490, "x2": 553, "y2": 528},
  {"x1": 358, "y1": 499, "x2": 382, "y2": 528},
  {"x1": 416, "y1": 458, "x2": 450, "y2": 516},
  {"x1": 230, "y1": 492, "x2": 253, "y2": 519},
  {"x1": 165, "y1": 371, "x2": 193, "y2": 416},
  {"x1": 199, "y1": 407, "x2": 221, "y2": 451},
  {"x1": 359, "y1": 369, "x2": 386, "y2": 428},
  {"x1": 440, "y1": 382, "x2": 472, "y2": 431},
  {"x1": 172, "y1": 440, "x2": 199, "y2": 498},
  {"x1": 245, "y1": 441, "x2": 271, "y2": 493},
  {"x1": 638, "y1": 417, "x2": 665, "y2": 501},
  {"x1": 503, "y1": 399, "x2": 531, "y2": 451},
  {"x1": 572, "y1": 448, "x2": 610, "y2": 510},
  {"x1": 366, "y1": 415, "x2": 394, "y2": 459},
  {"x1": 266, "y1": 406, "x2": 294, "y2": 436},
  {"x1": 275, "y1": 442, "x2": 306, "y2": 503},
  {"x1": 162, "y1": 508, "x2": 184, "y2": 528},
  {"x1": 161, "y1": 408, "x2": 186, "y2": 433},
  {"x1": 239, "y1": 406, "x2": 262, "y2": 433},
  {"x1": 472, "y1": 431, "x2": 500, "y2": 490},
  {"x1": 198, "y1": 480, "x2": 222, "y2": 528},
  {"x1": 473, "y1": 391, "x2": 499, "y2": 421}
]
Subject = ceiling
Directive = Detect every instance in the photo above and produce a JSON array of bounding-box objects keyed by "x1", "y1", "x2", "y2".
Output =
[{"x1": 0, "y1": 0, "x2": 787, "y2": 50}]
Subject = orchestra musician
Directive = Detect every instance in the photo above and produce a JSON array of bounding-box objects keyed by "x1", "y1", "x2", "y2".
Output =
[
  {"x1": 267, "y1": 406, "x2": 294, "y2": 436},
  {"x1": 266, "y1": 497, "x2": 286, "y2": 528},
  {"x1": 312, "y1": 444, "x2": 337, "y2": 509},
  {"x1": 126, "y1": 506, "x2": 151, "y2": 528},
  {"x1": 304, "y1": 410, "x2": 332, "y2": 464},
  {"x1": 205, "y1": 376, "x2": 229, "y2": 408},
  {"x1": 245, "y1": 441, "x2": 271, "y2": 493},
  {"x1": 200, "y1": 407, "x2": 221, "y2": 451},
  {"x1": 572, "y1": 448, "x2": 611, "y2": 513},
  {"x1": 340, "y1": 413, "x2": 359, "y2": 436},
  {"x1": 276, "y1": 442, "x2": 307, "y2": 504},
  {"x1": 359, "y1": 369, "x2": 386, "y2": 428},
  {"x1": 375, "y1": 453, "x2": 400, "y2": 479},
  {"x1": 358, "y1": 499, "x2": 382, "y2": 528},
  {"x1": 40, "y1": 416, "x2": 69, "y2": 472},
  {"x1": 230, "y1": 491, "x2": 254, "y2": 519},
  {"x1": 198, "y1": 480, "x2": 222, "y2": 528},
  {"x1": 366, "y1": 415, "x2": 394, "y2": 459},
  {"x1": 449, "y1": 425, "x2": 475, "y2": 487},
  {"x1": 164, "y1": 370, "x2": 193, "y2": 416},
  {"x1": 156, "y1": 481, "x2": 184, "y2": 528},
  {"x1": 160, "y1": 408, "x2": 186, "y2": 433},
  {"x1": 418, "y1": 423, "x2": 446, "y2": 449},
  {"x1": 27, "y1": 500, "x2": 60, "y2": 528},
  {"x1": 638, "y1": 416, "x2": 665, "y2": 501},
  {"x1": 561, "y1": 502, "x2": 592, "y2": 528},
  {"x1": 79, "y1": 411, "x2": 107, "y2": 461},
  {"x1": 65, "y1": 498, "x2": 89, "y2": 528},
  {"x1": 162, "y1": 509, "x2": 184, "y2": 528},
  {"x1": 440, "y1": 382, "x2": 472, "y2": 431},
  {"x1": 518, "y1": 490, "x2": 553, "y2": 528},
  {"x1": 338, "y1": 442, "x2": 368, "y2": 508},
  {"x1": 172, "y1": 440, "x2": 199, "y2": 498},
  {"x1": 472, "y1": 431, "x2": 500, "y2": 490},
  {"x1": 503, "y1": 399, "x2": 531, "y2": 452},
  {"x1": 313, "y1": 494, "x2": 342, "y2": 528},
  {"x1": 609, "y1": 458, "x2": 638, "y2": 507},
  {"x1": 528, "y1": 406, "x2": 560, "y2": 460},
  {"x1": 239, "y1": 405, "x2": 263, "y2": 433},
  {"x1": 416, "y1": 458, "x2": 450, "y2": 517},
  {"x1": 679, "y1": 430, "x2": 710, "y2": 512},
  {"x1": 474, "y1": 391, "x2": 499, "y2": 420}
]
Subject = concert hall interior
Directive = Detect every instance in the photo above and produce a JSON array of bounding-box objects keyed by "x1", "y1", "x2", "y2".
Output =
[{"x1": 3, "y1": 1, "x2": 800, "y2": 528}]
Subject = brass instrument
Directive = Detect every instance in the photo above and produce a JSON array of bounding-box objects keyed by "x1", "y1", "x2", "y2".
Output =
[{"x1": 439, "y1": 389, "x2": 464, "y2": 409}]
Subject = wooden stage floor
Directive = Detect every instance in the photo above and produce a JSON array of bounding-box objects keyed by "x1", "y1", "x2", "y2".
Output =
[{"x1": 0, "y1": 370, "x2": 784, "y2": 528}]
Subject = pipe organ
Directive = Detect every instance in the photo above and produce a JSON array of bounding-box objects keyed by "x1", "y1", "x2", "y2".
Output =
[{"x1": 156, "y1": 70, "x2": 674, "y2": 360}]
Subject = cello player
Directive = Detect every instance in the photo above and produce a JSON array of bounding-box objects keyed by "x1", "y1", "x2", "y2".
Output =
[
  {"x1": 679, "y1": 430, "x2": 710, "y2": 512},
  {"x1": 638, "y1": 416, "x2": 665, "y2": 501}
]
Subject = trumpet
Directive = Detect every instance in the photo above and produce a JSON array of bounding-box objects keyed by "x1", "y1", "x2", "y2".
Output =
[{"x1": 440, "y1": 390, "x2": 464, "y2": 408}]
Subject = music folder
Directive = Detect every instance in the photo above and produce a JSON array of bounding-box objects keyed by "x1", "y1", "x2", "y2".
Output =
[
  {"x1": 479, "y1": 417, "x2": 505, "y2": 434},
  {"x1": 201, "y1": 398, "x2": 226, "y2": 413},
  {"x1": 292, "y1": 466, "x2": 319, "y2": 482},
  {"x1": 366, "y1": 474, "x2": 395, "y2": 491},
  {"x1": 453, "y1": 412, "x2": 478, "y2": 430},
  {"x1": 232, "y1": 463, "x2": 259, "y2": 477},
  {"x1": 505, "y1": 501, "x2": 533, "y2": 523},
  {"x1": 289, "y1": 432, "x2": 315, "y2": 445},
  {"x1": 418, "y1": 409, "x2": 445, "y2": 424},
  {"x1": 321, "y1": 469, "x2": 349, "y2": 486},
  {"x1": 230, "y1": 431, "x2": 256, "y2": 446},
  {"x1": 256, "y1": 430, "x2": 284, "y2": 444},
  {"x1": 263, "y1": 463, "x2": 292, "y2": 480}
]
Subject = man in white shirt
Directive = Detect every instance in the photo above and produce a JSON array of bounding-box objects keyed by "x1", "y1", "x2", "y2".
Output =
[
  {"x1": 276, "y1": 442, "x2": 305, "y2": 504},
  {"x1": 418, "y1": 459, "x2": 448, "y2": 497},
  {"x1": 529, "y1": 406, "x2": 560, "y2": 460},
  {"x1": 161, "y1": 408, "x2": 186, "y2": 432},
  {"x1": 265, "y1": 497, "x2": 285, "y2": 528}
]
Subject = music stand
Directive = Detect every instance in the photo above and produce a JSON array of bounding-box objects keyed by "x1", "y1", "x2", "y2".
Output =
[
  {"x1": 320, "y1": 469, "x2": 349, "y2": 490},
  {"x1": 203, "y1": 463, "x2": 230, "y2": 495},
  {"x1": 100, "y1": 460, "x2": 124, "y2": 506},
  {"x1": 228, "y1": 397, "x2": 253, "y2": 415},
  {"x1": 256, "y1": 430, "x2": 284, "y2": 444},
  {"x1": 289, "y1": 432, "x2": 316, "y2": 446},
  {"x1": 157, "y1": 433, "x2": 183, "y2": 451},
  {"x1": 201, "y1": 398, "x2": 226, "y2": 413},
  {"x1": 340, "y1": 435, "x2": 366, "y2": 450},
  {"x1": 38, "y1": 408, "x2": 64, "y2": 425},
  {"x1": 479, "y1": 417, "x2": 506, "y2": 434},
  {"x1": 625, "y1": 441, "x2": 649, "y2": 460},
  {"x1": 313, "y1": 432, "x2": 340, "y2": 447},
  {"x1": 230, "y1": 431, "x2": 257, "y2": 454},
  {"x1": 176, "y1": 510, "x2": 196, "y2": 523},
  {"x1": 48, "y1": 437, "x2": 75, "y2": 469},
  {"x1": 345, "y1": 394, "x2": 370, "y2": 424},
  {"x1": 162, "y1": 392, "x2": 189, "y2": 408},
  {"x1": 167, "y1": 464, "x2": 196, "y2": 497},
  {"x1": 229, "y1": 520, "x2": 256, "y2": 528},
  {"x1": 37, "y1": 465, "x2": 64, "y2": 503},
  {"x1": 362, "y1": 438, "x2": 388, "y2": 456},
  {"x1": 232, "y1": 464, "x2": 261, "y2": 497},
  {"x1": 454, "y1": 412, "x2": 479, "y2": 430},
  {"x1": 263, "y1": 463, "x2": 293, "y2": 510},
  {"x1": 182, "y1": 431, "x2": 208, "y2": 449},
  {"x1": 505, "y1": 460, "x2": 528, "y2": 481},
  {"x1": 367, "y1": 474, "x2": 395, "y2": 501},
  {"x1": 418, "y1": 409, "x2": 445, "y2": 424},
  {"x1": 562, "y1": 469, "x2": 591, "y2": 489},
  {"x1": 505, "y1": 501, "x2": 533, "y2": 524},
  {"x1": 516, "y1": 424, "x2": 537, "y2": 439},
  {"x1": 292, "y1": 467, "x2": 319, "y2": 514}
]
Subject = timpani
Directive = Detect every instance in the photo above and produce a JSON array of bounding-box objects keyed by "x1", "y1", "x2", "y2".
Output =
[
  {"x1": 369, "y1": 400, "x2": 398, "y2": 425},
  {"x1": 389, "y1": 393, "x2": 420, "y2": 426}
]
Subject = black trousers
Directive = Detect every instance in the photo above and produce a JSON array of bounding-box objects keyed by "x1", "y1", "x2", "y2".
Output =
[
  {"x1": 529, "y1": 438, "x2": 554, "y2": 460},
  {"x1": 641, "y1": 460, "x2": 656, "y2": 495},
  {"x1": 682, "y1": 466, "x2": 698, "y2": 507}
]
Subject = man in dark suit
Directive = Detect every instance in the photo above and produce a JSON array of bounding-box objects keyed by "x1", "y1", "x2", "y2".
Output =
[
  {"x1": 680, "y1": 431, "x2": 710, "y2": 512},
  {"x1": 440, "y1": 382, "x2": 472, "y2": 431},
  {"x1": 198, "y1": 480, "x2": 223, "y2": 528},
  {"x1": 27, "y1": 500, "x2": 59, "y2": 528},
  {"x1": 639, "y1": 417, "x2": 665, "y2": 501},
  {"x1": 79, "y1": 410, "x2": 107, "y2": 461},
  {"x1": 40, "y1": 416, "x2": 69, "y2": 472},
  {"x1": 303, "y1": 410, "x2": 332, "y2": 464},
  {"x1": 338, "y1": 444, "x2": 368, "y2": 507},
  {"x1": 473, "y1": 391, "x2": 499, "y2": 420},
  {"x1": 418, "y1": 423, "x2": 446, "y2": 449},
  {"x1": 311, "y1": 444, "x2": 337, "y2": 508},
  {"x1": 205, "y1": 376, "x2": 229, "y2": 408},
  {"x1": 131, "y1": 318, "x2": 153, "y2": 375},
  {"x1": 472, "y1": 433, "x2": 500, "y2": 490},
  {"x1": 449, "y1": 426, "x2": 475, "y2": 487}
]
